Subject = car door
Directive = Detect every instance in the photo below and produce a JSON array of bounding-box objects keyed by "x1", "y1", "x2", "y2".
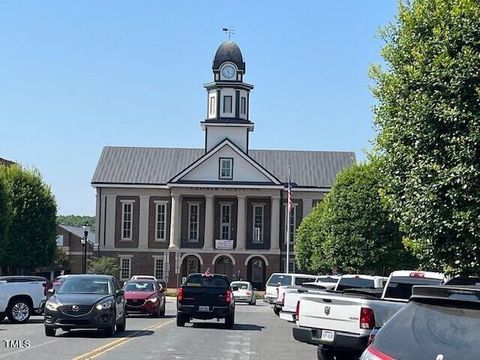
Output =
[{"x1": 113, "y1": 279, "x2": 125, "y2": 320}]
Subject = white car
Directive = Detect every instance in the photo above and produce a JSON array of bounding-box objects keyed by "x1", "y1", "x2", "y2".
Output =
[
  {"x1": 231, "y1": 281, "x2": 256, "y2": 305},
  {"x1": 130, "y1": 275, "x2": 157, "y2": 282}
]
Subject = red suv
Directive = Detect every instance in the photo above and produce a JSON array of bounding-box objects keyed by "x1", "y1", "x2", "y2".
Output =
[{"x1": 124, "y1": 280, "x2": 166, "y2": 317}]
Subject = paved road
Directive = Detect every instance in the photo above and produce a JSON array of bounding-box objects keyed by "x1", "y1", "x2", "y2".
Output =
[{"x1": 0, "y1": 299, "x2": 316, "y2": 360}]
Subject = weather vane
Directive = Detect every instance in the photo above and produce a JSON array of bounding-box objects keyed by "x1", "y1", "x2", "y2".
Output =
[{"x1": 222, "y1": 28, "x2": 235, "y2": 40}]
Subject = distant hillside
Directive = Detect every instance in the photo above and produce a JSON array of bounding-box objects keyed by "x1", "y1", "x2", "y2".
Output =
[{"x1": 57, "y1": 215, "x2": 95, "y2": 231}]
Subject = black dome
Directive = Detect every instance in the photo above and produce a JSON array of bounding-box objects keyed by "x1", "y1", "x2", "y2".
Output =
[{"x1": 212, "y1": 41, "x2": 245, "y2": 71}]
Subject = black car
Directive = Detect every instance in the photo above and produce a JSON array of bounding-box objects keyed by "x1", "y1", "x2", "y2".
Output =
[
  {"x1": 361, "y1": 285, "x2": 480, "y2": 360},
  {"x1": 177, "y1": 272, "x2": 235, "y2": 328},
  {"x1": 44, "y1": 275, "x2": 126, "y2": 337}
]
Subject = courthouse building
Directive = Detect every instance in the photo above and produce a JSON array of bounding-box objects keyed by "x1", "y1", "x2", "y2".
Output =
[{"x1": 91, "y1": 41, "x2": 355, "y2": 289}]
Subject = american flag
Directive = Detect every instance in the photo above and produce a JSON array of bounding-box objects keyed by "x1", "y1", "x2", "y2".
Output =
[{"x1": 287, "y1": 168, "x2": 293, "y2": 214}]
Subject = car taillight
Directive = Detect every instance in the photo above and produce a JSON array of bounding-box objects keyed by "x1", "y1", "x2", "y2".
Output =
[
  {"x1": 361, "y1": 345, "x2": 395, "y2": 360},
  {"x1": 177, "y1": 288, "x2": 183, "y2": 302},
  {"x1": 295, "y1": 300, "x2": 300, "y2": 319},
  {"x1": 360, "y1": 307, "x2": 375, "y2": 329},
  {"x1": 225, "y1": 290, "x2": 231, "y2": 303}
]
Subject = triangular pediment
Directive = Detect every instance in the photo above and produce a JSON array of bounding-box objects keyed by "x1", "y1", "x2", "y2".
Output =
[{"x1": 169, "y1": 139, "x2": 280, "y2": 185}]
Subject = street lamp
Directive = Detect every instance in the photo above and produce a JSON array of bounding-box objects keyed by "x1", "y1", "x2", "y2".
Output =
[{"x1": 82, "y1": 222, "x2": 90, "y2": 274}]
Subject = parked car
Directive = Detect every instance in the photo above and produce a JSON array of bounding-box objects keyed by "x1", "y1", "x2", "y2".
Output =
[
  {"x1": 444, "y1": 276, "x2": 480, "y2": 286},
  {"x1": 231, "y1": 281, "x2": 256, "y2": 305},
  {"x1": 264, "y1": 273, "x2": 318, "y2": 307},
  {"x1": 47, "y1": 275, "x2": 70, "y2": 297},
  {"x1": 44, "y1": 274, "x2": 126, "y2": 337},
  {"x1": 361, "y1": 285, "x2": 480, "y2": 360},
  {"x1": 293, "y1": 271, "x2": 444, "y2": 360},
  {"x1": 0, "y1": 276, "x2": 49, "y2": 323},
  {"x1": 124, "y1": 279, "x2": 165, "y2": 317},
  {"x1": 130, "y1": 275, "x2": 157, "y2": 282},
  {"x1": 176, "y1": 272, "x2": 235, "y2": 328}
]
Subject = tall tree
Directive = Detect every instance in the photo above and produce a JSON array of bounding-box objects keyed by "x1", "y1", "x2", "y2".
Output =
[
  {"x1": 0, "y1": 165, "x2": 57, "y2": 274},
  {"x1": 371, "y1": 0, "x2": 480, "y2": 274},
  {"x1": 0, "y1": 178, "x2": 10, "y2": 268},
  {"x1": 57, "y1": 215, "x2": 95, "y2": 230},
  {"x1": 323, "y1": 163, "x2": 416, "y2": 274}
]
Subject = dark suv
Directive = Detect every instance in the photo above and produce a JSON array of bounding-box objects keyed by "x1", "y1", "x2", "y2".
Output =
[
  {"x1": 361, "y1": 285, "x2": 480, "y2": 360},
  {"x1": 44, "y1": 274, "x2": 126, "y2": 337}
]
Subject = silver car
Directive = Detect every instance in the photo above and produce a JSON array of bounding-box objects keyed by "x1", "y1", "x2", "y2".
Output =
[{"x1": 231, "y1": 281, "x2": 256, "y2": 305}]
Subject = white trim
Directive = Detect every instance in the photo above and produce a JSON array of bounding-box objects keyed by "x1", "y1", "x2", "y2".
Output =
[
  {"x1": 244, "y1": 254, "x2": 270, "y2": 267},
  {"x1": 99, "y1": 248, "x2": 281, "y2": 255},
  {"x1": 212, "y1": 253, "x2": 236, "y2": 266},
  {"x1": 187, "y1": 202, "x2": 200, "y2": 242},
  {"x1": 219, "y1": 203, "x2": 232, "y2": 240},
  {"x1": 153, "y1": 255, "x2": 165, "y2": 280},
  {"x1": 289, "y1": 187, "x2": 331, "y2": 192},
  {"x1": 252, "y1": 204, "x2": 264, "y2": 244},
  {"x1": 121, "y1": 202, "x2": 133, "y2": 241},
  {"x1": 284, "y1": 203, "x2": 298, "y2": 245},
  {"x1": 180, "y1": 253, "x2": 204, "y2": 266},
  {"x1": 219, "y1": 158, "x2": 233, "y2": 180},
  {"x1": 92, "y1": 184, "x2": 170, "y2": 189},
  {"x1": 154, "y1": 201, "x2": 168, "y2": 242},
  {"x1": 169, "y1": 139, "x2": 281, "y2": 185},
  {"x1": 119, "y1": 256, "x2": 132, "y2": 281},
  {"x1": 168, "y1": 183, "x2": 284, "y2": 190},
  {"x1": 120, "y1": 199, "x2": 135, "y2": 203}
]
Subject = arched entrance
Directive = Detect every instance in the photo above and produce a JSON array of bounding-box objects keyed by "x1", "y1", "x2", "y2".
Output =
[
  {"x1": 214, "y1": 256, "x2": 233, "y2": 278},
  {"x1": 247, "y1": 257, "x2": 266, "y2": 290},
  {"x1": 181, "y1": 255, "x2": 201, "y2": 278}
]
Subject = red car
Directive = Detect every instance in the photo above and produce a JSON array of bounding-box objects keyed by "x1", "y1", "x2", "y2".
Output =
[{"x1": 124, "y1": 280, "x2": 166, "y2": 317}]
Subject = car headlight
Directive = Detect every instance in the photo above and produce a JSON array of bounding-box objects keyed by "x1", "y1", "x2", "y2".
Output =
[
  {"x1": 45, "y1": 300, "x2": 61, "y2": 311},
  {"x1": 96, "y1": 300, "x2": 113, "y2": 311},
  {"x1": 146, "y1": 297, "x2": 158, "y2": 303}
]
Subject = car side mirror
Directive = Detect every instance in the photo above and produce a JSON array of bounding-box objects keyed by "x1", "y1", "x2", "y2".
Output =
[
  {"x1": 115, "y1": 289, "x2": 124, "y2": 297},
  {"x1": 159, "y1": 287, "x2": 165, "y2": 293},
  {"x1": 232, "y1": 286, "x2": 239, "y2": 291},
  {"x1": 47, "y1": 288, "x2": 55, "y2": 296}
]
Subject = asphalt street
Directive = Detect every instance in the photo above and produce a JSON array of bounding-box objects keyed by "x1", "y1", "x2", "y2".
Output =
[{"x1": 0, "y1": 299, "x2": 316, "y2": 360}]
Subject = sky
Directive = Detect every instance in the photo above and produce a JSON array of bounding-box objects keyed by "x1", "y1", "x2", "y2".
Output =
[{"x1": 0, "y1": 1, "x2": 398, "y2": 216}]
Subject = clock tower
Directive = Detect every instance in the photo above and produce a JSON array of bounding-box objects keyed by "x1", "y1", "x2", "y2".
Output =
[{"x1": 202, "y1": 41, "x2": 254, "y2": 153}]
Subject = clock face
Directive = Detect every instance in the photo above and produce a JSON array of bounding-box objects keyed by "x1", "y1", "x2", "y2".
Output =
[{"x1": 222, "y1": 65, "x2": 235, "y2": 79}]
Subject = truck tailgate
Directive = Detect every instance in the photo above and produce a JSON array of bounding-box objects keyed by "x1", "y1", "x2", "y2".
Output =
[{"x1": 181, "y1": 286, "x2": 229, "y2": 307}]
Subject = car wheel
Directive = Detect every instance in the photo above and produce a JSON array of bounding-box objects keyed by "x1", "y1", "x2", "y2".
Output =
[
  {"x1": 176, "y1": 313, "x2": 185, "y2": 327},
  {"x1": 317, "y1": 346, "x2": 335, "y2": 360},
  {"x1": 116, "y1": 313, "x2": 126, "y2": 333},
  {"x1": 159, "y1": 300, "x2": 166, "y2": 316},
  {"x1": 45, "y1": 327, "x2": 56, "y2": 337},
  {"x1": 7, "y1": 299, "x2": 32, "y2": 323},
  {"x1": 273, "y1": 306, "x2": 280, "y2": 316},
  {"x1": 249, "y1": 297, "x2": 256, "y2": 305},
  {"x1": 104, "y1": 312, "x2": 116, "y2": 337},
  {"x1": 225, "y1": 312, "x2": 235, "y2": 329}
]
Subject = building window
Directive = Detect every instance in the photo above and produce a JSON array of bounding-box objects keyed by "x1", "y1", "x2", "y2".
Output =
[
  {"x1": 154, "y1": 257, "x2": 164, "y2": 280},
  {"x1": 188, "y1": 203, "x2": 200, "y2": 242},
  {"x1": 155, "y1": 202, "x2": 167, "y2": 241},
  {"x1": 219, "y1": 158, "x2": 233, "y2": 180},
  {"x1": 241, "y1": 96, "x2": 247, "y2": 114},
  {"x1": 119, "y1": 257, "x2": 131, "y2": 281},
  {"x1": 223, "y1": 96, "x2": 232, "y2": 113},
  {"x1": 284, "y1": 204, "x2": 297, "y2": 244},
  {"x1": 220, "y1": 203, "x2": 231, "y2": 240},
  {"x1": 209, "y1": 96, "x2": 216, "y2": 115},
  {"x1": 121, "y1": 201, "x2": 133, "y2": 240},
  {"x1": 252, "y1": 204, "x2": 264, "y2": 244}
]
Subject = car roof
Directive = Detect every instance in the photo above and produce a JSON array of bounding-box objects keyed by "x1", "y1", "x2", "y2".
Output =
[
  {"x1": 340, "y1": 274, "x2": 387, "y2": 280},
  {"x1": 64, "y1": 274, "x2": 114, "y2": 279},
  {"x1": 389, "y1": 270, "x2": 445, "y2": 280},
  {"x1": 0, "y1": 276, "x2": 47, "y2": 282}
]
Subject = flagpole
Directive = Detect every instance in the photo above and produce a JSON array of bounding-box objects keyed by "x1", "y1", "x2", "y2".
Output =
[{"x1": 286, "y1": 167, "x2": 291, "y2": 274}]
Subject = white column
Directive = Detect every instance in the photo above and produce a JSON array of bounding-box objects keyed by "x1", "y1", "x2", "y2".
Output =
[
  {"x1": 236, "y1": 195, "x2": 246, "y2": 250},
  {"x1": 169, "y1": 193, "x2": 181, "y2": 249},
  {"x1": 303, "y1": 198, "x2": 313, "y2": 218},
  {"x1": 138, "y1": 195, "x2": 150, "y2": 249},
  {"x1": 105, "y1": 195, "x2": 117, "y2": 249},
  {"x1": 204, "y1": 195, "x2": 214, "y2": 250},
  {"x1": 270, "y1": 195, "x2": 280, "y2": 251}
]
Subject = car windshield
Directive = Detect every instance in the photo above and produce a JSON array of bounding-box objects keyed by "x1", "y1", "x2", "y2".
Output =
[
  {"x1": 58, "y1": 277, "x2": 112, "y2": 295},
  {"x1": 267, "y1": 275, "x2": 292, "y2": 286},
  {"x1": 374, "y1": 301, "x2": 480, "y2": 359},
  {"x1": 232, "y1": 282, "x2": 249, "y2": 290},
  {"x1": 185, "y1": 275, "x2": 229, "y2": 288},
  {"x1": 125, "y1": 281, "x2": 155, "y2": 292},
  {"x1": 383, "y1": 276, "x2": 443, "y2": 299}
]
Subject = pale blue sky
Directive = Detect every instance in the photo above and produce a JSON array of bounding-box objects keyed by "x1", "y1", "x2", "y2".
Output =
[{"x1": 0, "y1": 1, "x2": 397, "y2": 215}]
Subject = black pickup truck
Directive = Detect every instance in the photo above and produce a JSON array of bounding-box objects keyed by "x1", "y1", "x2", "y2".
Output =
[{"x1": 176, "y1": 272, "x2": 235, "y2": 328}]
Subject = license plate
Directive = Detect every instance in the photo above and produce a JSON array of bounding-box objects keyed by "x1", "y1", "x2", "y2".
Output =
[
  {"x1": 198, "y1": 306, "x2": 210, "y2": 312},
  {"x1": 321, "y1": 330, "x2": 335, "y2": 342}
]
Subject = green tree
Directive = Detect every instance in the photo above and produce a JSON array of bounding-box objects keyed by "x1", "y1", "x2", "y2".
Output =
[
  {"x1": 57, "y1": 215, "x2": 95, "y2": 231},
  {"x1": 0, "y1": 165, "x2": 57, "y2": 274},
  {"x1": 88, "y1": 257, "x2": 119, "y2": 277},
  {"x1": 323, "y1": 163, "x2": 417, "y2": 274},
  {"x1": 0, "y1": 178, "x2": 10, "y2": 267},
  {"x1": 371, "y1": 0, "x2": 480, "y2": 274}
]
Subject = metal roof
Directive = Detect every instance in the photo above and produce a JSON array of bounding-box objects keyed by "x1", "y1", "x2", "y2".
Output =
[
  {"x1": 91, "y1": 146, "x2": 356, "y2": 189},
  {"x1": 57, "y1": 224, "x2": 96, "y2": 244}
]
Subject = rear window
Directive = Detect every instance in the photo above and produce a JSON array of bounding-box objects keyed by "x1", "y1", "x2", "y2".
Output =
[
  {"x1": 294, "y1": 277, "x2": 317, "y2": 286},
  {"x1": 374, "y1": 301, "x2": 480, "y2": 359},
  {"x1": 267, "y1": 275, "x2": 292, "y2": 286},
  {"x1": 317, "y1": 277, "x2": 339, "y2": 283},
  {"x1": 336, "y1": 278, "x2": 374, "y2": 291},
  {"x1": 185, "y1": 275, "x2": 229, "y2": 288},
  {"x1": 383, "y1": 276, "x2": 443, "y2": 300}
]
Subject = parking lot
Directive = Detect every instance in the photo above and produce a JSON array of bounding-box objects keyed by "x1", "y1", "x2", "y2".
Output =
[{"x1": 0, "y1": 298, "x2": 315, "y2": 360}]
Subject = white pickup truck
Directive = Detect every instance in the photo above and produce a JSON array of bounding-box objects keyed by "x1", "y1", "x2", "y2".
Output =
[
  {"x1": 0, "y1": 276, "x2": 48, "y2": 323},
  {"x1": 293, "y1": 271, "x2": 445, "y2": 360},
  {"x1": 279, "y1": 275, "x2": 383, "y2": 323}
]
